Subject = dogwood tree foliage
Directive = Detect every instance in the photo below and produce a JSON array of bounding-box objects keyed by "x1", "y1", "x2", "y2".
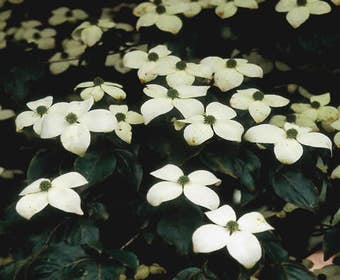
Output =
[{"x1": 0, "y1": 0, "x2": 339, "y2": 279}]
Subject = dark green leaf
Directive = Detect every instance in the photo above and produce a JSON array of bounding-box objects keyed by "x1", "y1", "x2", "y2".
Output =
[
  {"x1": 107, "y1": 249, "x2": 139, "y2": 271},
  {"x1": 173, "y1": 267, "x2": 218, "y2": 280},
  {"x1": 261, "y1": 261, "x2": 315, "y2": 280},
  {"x1": 323, "y1": 223, "x2": 340, "y2": 260}
]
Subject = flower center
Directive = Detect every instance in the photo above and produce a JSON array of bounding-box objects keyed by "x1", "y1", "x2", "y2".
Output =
[
  {"x1": 65, "y1": 10, "x2": 74, "y2": 17},
  {"x1": 156, "y1": 5, "x2": 166, "y2": 14},
  {"x1": 176, "y1": 60, "x2": 187, "y2": 70},
  {"x1": 115, "y1": 112, "x2": 126, "y2": 122},
  {"x1": 60, "y1": 52, "x2": 69, "y2": 59},
  {"x1": 177, "y1": 175, "x2": 189, "y2": 186},
  {"x1": 226, "y1": 221, "x2": 239, "y2": 234},
  {"x1": 36, "y1": 105, "x2": 48, "y2": 116},
  {"x1": 286, "y1": 114, "x2": 296, "y2": 123},
  {"x1": 311, "y1": 101, "x2": 320, "y2": 109},
  {"x1": 33, "y1": 32, "x2": 41, "y2": 40},
  {"x1": 252, "y1": 91, "x2": 264, "y2": 101},
  {"x1": 204, "y1": 115, "x2": 216, "y2": 125},
  {"x1": 148, "y1": 52, "x2": 159, "y2": 61},
  {"x1": 286, "y1": 128, "x2": 298, "y2": 139},
  {"x1": 297, "y1": 0, "x2": 307, "y2": 6},
  {"x1": 39, "y1": 180, "x2": 52, "y2": 192},
  {"x1": 65, "y1": 112, "x2": 78, "y2": 124},
  {"x1": 167, "y1": 89, "x2": 179, "y2": 99},
  {"x1": 226, "y1": 59, "x2": 237, "y2": 68},
  {"x1": 93, "y1": 76, "x2": 104, "y2": 86}
]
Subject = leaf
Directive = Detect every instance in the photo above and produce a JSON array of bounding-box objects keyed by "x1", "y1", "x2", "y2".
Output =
[
  {"x1": 66, "y1": 219, "x2": 100, "y2": 246},
  {"x1": 257, "y1": 232, "x2": 289, "y2": 263},
  {"x1": 107, "y1": 249, "x2": 139, "y2": 271},
  {"x1": 74, "y1": 148, "x2": 117, "y2": 185},
  {"x1": 173, "y1": 267, "x2": 218, "y2": 280},
  {"x1": 323, "y1": 223, "x2": 340, "y2": 260},
  {"x1": 261, "y1": 261, "x2": 315, "y2": 280},
  {"x1": 78, "y1": 262, "x2": 124, "y2": 280},
  {"x1": 272, "y1": 170, "x2": 319, "y2": 211}
]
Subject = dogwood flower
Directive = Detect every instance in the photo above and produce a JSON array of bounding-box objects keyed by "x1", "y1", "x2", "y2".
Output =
[
  {"x1": 270, "y1": 113, "x2": 319, "y2": 131},
  {"x1": 178, "y1": 102, "x2": 244, "y2": 145},
  {"x1": 16, "y1": 172, "x2": 87, "y2": 220},
  {"x1": 40, "y1": 98, "x2": 117, "y2": 156},
  {"x1": 275, "y1": 0, "x2": 331, "y2": 29},
  {"x1": 75, "y1": 77, "x2": 126, "y2": 102},
  {"x1": 230, "y1": 89, "x2": 289, "y2": 123},
  {"x1": 23, "y1": 28, "x2": 56, "y2": 50},
  {"x1": 201, "y1": 57, "x2": 263, "y2": 92},
  {"x1": 244, "y1": 123, "x2": 332, "y2": 164},
  {"x1": 0, "y1": 104, "x2": 15, "y2": 120},
  {"x1": 291, "y1": 93, "x2": 339, "y2": 123},
  {"x1": 210, "y1": 0, "x2": 258, "y2": 19},
  {"x1": 109, "y1": 105, "x2": 144, "y2": 144},
  {"x1": 141, "y1": 84, "x2": 209, "y2": 124},
  {"x1": 331, "y1": 116, "x2": 340, "y2": 148},
  {"x1": 146, "y1": 164, "x2": 221, "y2": 209},
  {"x1": 48, "y1": 7, "x2": 88, "y2": 26},
  {"x1": 331, "y1": 166, "x2": 340, "y2": 179},
  {"x1": 123, "y1": 45, "x2": 180, "y2": 83},
  {"x1": 7, "y1": 20, "x2": 42, "y2": 41},
  {"x1": 0, "y1": 10, "x2": 11, "y2": 30},
  {"x1": 15, "y1": 96, "x2": 53, "y2": 134},
  {"x1": 0, "y1": 166, "x2": 22, "y2": 179},
  {"x1": 192, "y1": 204, "x2": 273, "y2": 268},
  {"x1": 72, "y1": 19, "x2": 115, "y2": 47}
]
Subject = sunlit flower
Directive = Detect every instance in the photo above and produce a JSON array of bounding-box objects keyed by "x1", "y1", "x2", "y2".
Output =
[
  {"x1": 269, "y1": 113, "x2": 319, "y2": 131},
  {"x1": 23, "y1": 27, "x2": 56, "y2": 50},
  {"x1": 192, "y1": 204, "x2": 273, "y2": 268},
  {"x1": 210, "y1": 0, "x2": 258, "y2": 19},
  {"x1": 49, "y1": 7, "x2": 88, "y2": 26},
  {"x1": 245, "y1": 123, "x2": 332, "y2": 164},
  {"x1": 230, "y1": 89, "x2": 289, "y2": 123},
  {"x1": 75, "y1": 77, "x2": 126, "y2": 102},
  {"x1": 178, "y1": 102, "x2": 244, "y2": 145},
  {"x1": 16, "y1": 172, "x2": 87, "y2": 219},
  {"x1": 0, "y1": 104, "x2": 15, "y2": 120},
  {"x1": 275, "y1": 0, "x2": 331, "y2": 29},
  {"x1": 201, "y1": 57, "x2": 263, "y2": 92},
  {"x1": 141, "y1": 84, "x2": 209, "y2": 124},
  {"x1": 146, "y1": 164, "x2": 221, "y2": 209}
]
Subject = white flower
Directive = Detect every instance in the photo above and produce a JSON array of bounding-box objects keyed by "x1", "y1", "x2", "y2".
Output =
[
  {"x1": 123, "y1": 45, "x2": 180, "y2": 83},
  {"x1": 201, "y1": 57, "x2": 263, "y2": 92},
  {"x1": 331, "y1": 165, "x2": 340, "y2": 179},
  {"x1": 40, "y1": 98, "x2": 117, "y2": 156},
  {"x1": 331, "y1": 115, "x2": 340, "y2": 148},
  {"x1": 230, "y1": 89, "x2": 289, "y2": 123},
  {"x1": 164, "y1": 0, "x2": 210, "y2": 17},
  {"x1": 192, "y1": 204, "x2": 273, "y2": 269},
  {"x1": 0, "y1": 104, "x2": 15, "y2": 120},
  {"x1": 72, "y1": 19, "x2": 115, "y2": 47},
  {"x1": 245, "y1": 122, "x2": 332, "y2": 164},
  {"x1": 7, "y1": 20, "x2": 42, "y2": 41},
  {"x1": 165, "y1": 60, "x2": 213, "y2": 88},
  {"x1": 75, "y1": 77, "x2": 126, "y2": 102},
  {"x1": 109, "y1": 105, "x2": 144, "y2": 143},
  {"x1": 62, "y1": 38, "x2": 87, "y2": 56},
  {"x1": 49, "y1": 52, "x2": 80, "y2": 75},
  {"x1": 134, "y1": 1, "x2": 188, "y2": 34},
  {"x1": 105, "y1": 53, "x2": 130, "y2": 73},
  {"x1": 146, "y1": 164, "x2": 221, "y2": 209},
  {"x1": 275, "y1": 0, "x2": 331, "y2": 29},
  {"x1": 0, "y1": 166, "x2": 22, "y2": 179},
  {"x1": 209, "y1": 0, "x2": 258, "y2": 19},
  {"x1": 178, "y1": 102, "x2": 244, "y2": 146},
  {"x1": 15, "y1": 96, "x2": 53, "y2": 134},
  {"x1": 49, "y1": 7, "x2": 88, "y2": 26},
  {"x1": 23, "y1": 28, "x2": 56, "y2": 50},
  {"x1": 16, "y1": 172, "x2": 87, "y2": 220},
  {"x1": 291, "y1": 93, "x2": 339, "y2": 123},
  {"x1": 141, "y1": 84, "x2": 209, "y2": 124},
  {"x1": 0, "y1": 10, "x2": 11, "y2": 30}
]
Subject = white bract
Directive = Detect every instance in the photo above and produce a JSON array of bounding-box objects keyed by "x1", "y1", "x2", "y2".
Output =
[
  {"x1": 201, "y1": 57, "x2": 263, "y2": 92},
  {"x1": 109, "y1": 105, "x2": 144, "y2": 144},
  {"x1": 331, "y1": 166, "x2": 340, "y2": 179},
  {"x1": 245, "y1": 123, "x2": 332, "y2": 164},
  {"x1": 140, "y1": 84, "x2": 209, "y2": 124},
  {"x1": 15, "y1": 96, "x2": 53, "y2": 134},
  {"x1": 123, "y1": 45, "x2": 180, "y2": 83},
  {"x1": 23, "y1": 28, "x2": 56, "y2": 50},
  {"x1": 146, "y1": 164, "x2": 221, "y2": 210},
  {"x1": 178, "y1": 102, "x2": 244, "y2": 146},
  {"x1": 331, "y1": 116, "x2": 340, "y2": 148},
  {"x1": 0, "y1": 10, "x2": 11, "y2": 30},
  {"x1": 7, "y1": 20, "x2": 42, "y2": 41},
  {"x1": 40, "y1": 98, "x2": 117, "y2": 156},
  {"x1": 75, "y1": 77, "x2": 126, "y2": 102},
  {"x1": 0, "y1": 104, "x2": 15, "y2": 120},
  {"x1": 270, "y1": 113, "x2": 319, "y2": 131},
  {"x1": 275, "y1": 0, "x2": 331, "y2": 29},
  {"x1": 16, "y1": 172, "x2": 87, "y2": 220},
  {"x1": 49, "y1": 7, "x2": 88, "y2": 26},
  {"x1": 230, "y1": 88, "x2": 290, "y2": 123},
  {"x1": 210, "y1": 0, "x2": 258, "y2": 19},
  {"x1": 192, "y1": 204, "x2": 273, "y2": 268}
]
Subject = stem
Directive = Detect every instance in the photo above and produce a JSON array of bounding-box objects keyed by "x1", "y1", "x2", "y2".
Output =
[{"x1": 120, "y1": 232, "x2": 141, "y2": 250}]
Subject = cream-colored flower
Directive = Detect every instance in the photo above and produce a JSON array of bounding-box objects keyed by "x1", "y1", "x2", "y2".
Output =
[
  {"x1": 269, "y1": 113, "x2": 319, "y2": 131},
  {"x1": 331, "y1": 165, "x2": 340, "y2": 179},
  {"x1": 0, "y1": 104, "x2": 15, "y2": 120},
  {"x1": 0, "y1": 10, "x2": 11, "y2": 30},
  {"x1": 7, "y1": 20, "x2": 42, "y2": 41},
  {"x1": 49, "y1": 7, "x2": 88, "y2": 26},
  {"x1": 209, "y1": 0, "x2": 258, "y2": 19},
  {"x1": 23, "y1": 28, "x2": 56, "y2": 50}
]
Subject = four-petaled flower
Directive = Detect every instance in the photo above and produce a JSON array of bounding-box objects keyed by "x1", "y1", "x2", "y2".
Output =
[
  {"x1": 210, "y1": 0, "x2": 258, "y2": 19},
  {"x1": 49, "y1": 7, "x2": 88, "y2": 26}
]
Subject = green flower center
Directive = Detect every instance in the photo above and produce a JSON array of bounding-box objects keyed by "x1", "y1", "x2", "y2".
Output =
[
  {"x1": 176, "y1": 60, "x2": 187, "y2": 70},
  {"x1": 65, "y1": 10, "x2": 74, "y2": 17},
  {"x1": 36, "y1": 105, "x2": 48, "y2": 116},
  {"x1": 60, "y1": 52, "x2": 68, "y2": 59},
  {"x1": 65, "y1": 112, "x2": 78, "y2": 124},
  {"x1": 226, "y1": 59, "x2": 237, "y2": 68},
  {"x1": 177, "y1": 175, "x2": 189, "y2": 186},
  {"x1": 297, "y1": 0, "x2": 307, "y2": 6},
  {"x1": 167, "y1": 89, "x2": 179, "y2": 99},
  {"x1": 115, "y1": 112, "x2": 126, "y2": 122},
  {"x1": 253, "y1": 91, "x2": 264, "y2": 101},
  {"x1": 226, "y1": 221, "x2": 239, "y2": 234},
  {"x1": 286, "y1": 128, "x2": 298, "y2": 139},
  {"x1": 148, "y1": 52, "x2": 159, "y2": 61},
  {"x1": 286, "y1": 114, "x2": 297, "y2": 123},
  {"x1": 156, "y1": 5, "x2": 166, "y2": 14},
  {"x1": 93, "y1": 77, "x2": 104, "y2": 86},
  {"x1": 204, "y1": 115, "x2": 216, "y2": 125},
  {"x1": 39, "y1": 180, "x2": 52, "y2": 192},
  {"x1": 311, "y1": 101, "x2": 320, "y2": 109}
]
